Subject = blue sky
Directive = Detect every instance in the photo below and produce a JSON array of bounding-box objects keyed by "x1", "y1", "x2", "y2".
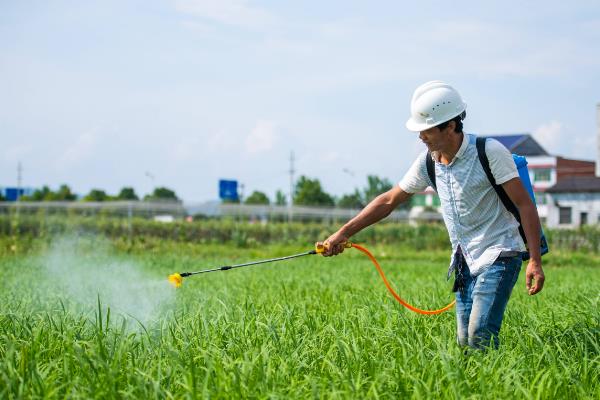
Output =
[{"x1": 2, "y1": 0, "x2": 599, "y2": 201}]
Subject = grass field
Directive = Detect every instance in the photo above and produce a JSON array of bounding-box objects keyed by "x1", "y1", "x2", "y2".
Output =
[{"x1": 0, "y1": 236, "x2": 598, "y2": 399}]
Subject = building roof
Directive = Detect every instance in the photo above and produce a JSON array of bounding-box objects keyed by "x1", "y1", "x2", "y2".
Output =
[
  {"x1": 477, "y1": 134, "x2": 549, "y2": 156},
  {"x1": 546, "y1": 176, "x2": 600, "y2": 193},
  {"x1": 487, "y1": 134, "x2": 528, "y2": 149}
]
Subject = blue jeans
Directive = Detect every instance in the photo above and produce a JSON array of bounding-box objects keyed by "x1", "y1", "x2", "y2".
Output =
[{"x1": 455, "y1": 255, "x2": 522, "y2": 349}]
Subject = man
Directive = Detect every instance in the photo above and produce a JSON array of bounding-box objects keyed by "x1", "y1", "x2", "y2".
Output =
[{"x1": 320, "y1": 81, "x2": 545, "y2": 349}]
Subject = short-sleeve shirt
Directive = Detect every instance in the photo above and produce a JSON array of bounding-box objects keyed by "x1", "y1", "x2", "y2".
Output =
[{"x1": 399, "y1": 133, "x2": 525, "y2": 276}]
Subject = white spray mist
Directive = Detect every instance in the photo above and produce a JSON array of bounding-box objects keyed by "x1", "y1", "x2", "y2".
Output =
[{"x1": 42, "y1": 235, "x2": 175, "y2": 329}]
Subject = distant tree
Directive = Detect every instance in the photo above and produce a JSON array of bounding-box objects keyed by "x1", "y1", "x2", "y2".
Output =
[
  {"x1": 274, "y1": 189, "x2": 287, "y2": 206},
  {"x1": 20, "y1": 185, "x2": 51, "y2": 201},
  {"x1": 294, "y1": 176, "x2": 335, "y2": 207},
  {"x1": 244, "y1": 191, "x2": 270, "y2": 205},
  {"x1": 337, "y1": 189, "x2": 365, "y2": 209},
  {"x1": 20, "y1": 184, "x2": 76, "y2": 201},
  {"x1": 0, "y1": 191, "x2": 5, "y2": 201},
  {"x1": 363, "y1": 175, "x2": 393, "y2": 203},
  {"x1": 144, "y1": 187, "x2": 179, "y2": 202},
  {"x1": 53, "y1": 184, "x2": 77, "y2": 201},
  {"x1": 117, "y1": 187, "x2": 139, "y2": 201},
  {"x1": 83, "y1": 189, "x2": 109, "y2": 202}
]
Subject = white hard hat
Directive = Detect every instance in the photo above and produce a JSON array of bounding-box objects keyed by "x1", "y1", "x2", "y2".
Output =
[{"x1": 405, "y1": 81, "x2": 467, "y2": 132}]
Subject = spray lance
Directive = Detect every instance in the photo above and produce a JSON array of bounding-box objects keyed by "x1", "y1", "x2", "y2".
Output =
[{"x1": 168, "y1": 242, "x2": 455, "y2": 315}]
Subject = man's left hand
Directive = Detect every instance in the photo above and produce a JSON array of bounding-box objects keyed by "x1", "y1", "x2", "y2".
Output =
[{"x1": 525, "y1": 259, "x2": 545, "y2": 295}]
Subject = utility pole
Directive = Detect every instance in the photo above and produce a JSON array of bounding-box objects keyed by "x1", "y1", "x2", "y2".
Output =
[
  {"x1": 17, "y1": 161, "x2": 23, "y2": 201},
  {"x1": 289, "y1": 151, "x2": 295, "y2": 221},
  {"x1": 596, "y1": 103, "x2": 600, "y2": 177},
  {"x1": 239, "y1": 183, "x2": 245, "y2": 202}
]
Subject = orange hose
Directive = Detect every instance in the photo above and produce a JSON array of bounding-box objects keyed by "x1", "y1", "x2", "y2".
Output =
[{"x1": 350, "y1": 243, "x2": 455, "y2": 315}]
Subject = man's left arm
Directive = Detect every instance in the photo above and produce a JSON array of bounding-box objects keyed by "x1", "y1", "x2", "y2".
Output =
[{"x1": 502, "y1": 178, "x2": 545, "y2": 295}]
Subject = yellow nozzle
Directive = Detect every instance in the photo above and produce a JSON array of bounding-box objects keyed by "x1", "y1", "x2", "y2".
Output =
[
  {"x1": 168, "y1": 273, "x2": 183, "y2": 288},
  {"x1": 315, "y1": 241, "x2": 352, "y2": 254}
]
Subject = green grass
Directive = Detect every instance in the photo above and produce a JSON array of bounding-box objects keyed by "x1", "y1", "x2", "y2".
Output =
[{"x1": 0, "y1": 237, "x2": 598, "y2": 399}]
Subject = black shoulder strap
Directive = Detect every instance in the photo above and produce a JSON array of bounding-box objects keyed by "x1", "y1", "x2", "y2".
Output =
[
  {"x1": 476, "y1": 137, "x2": 527, "y2": 245},
  {"x1": 425, "y1": 151, "x2": 436, "y2": 191}
]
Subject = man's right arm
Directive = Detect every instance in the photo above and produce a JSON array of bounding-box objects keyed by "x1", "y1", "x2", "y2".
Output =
[{"x1": 320, "y1": 186, "x2": 413, "y2": 256}]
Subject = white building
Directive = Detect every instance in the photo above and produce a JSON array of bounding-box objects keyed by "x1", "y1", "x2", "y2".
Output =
[
  {"x1": 544, "y1": 103, "x2": 600, "y2": 228},
  {"x1": 483, "y1": 134, "x2": 595, "y2": 225},
  {"x1": 545, "y1": 177, "x2": 600, "y2": 227}
]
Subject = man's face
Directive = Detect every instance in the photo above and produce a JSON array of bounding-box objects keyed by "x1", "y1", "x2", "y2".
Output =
[{"x1": 418, "y1": 122, "x2": 455, "y2": 152}]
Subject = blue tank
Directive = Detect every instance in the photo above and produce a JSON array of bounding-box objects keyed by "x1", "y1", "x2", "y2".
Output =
[{"x1": 513, "y1": 154, "x2": 549, "y2": 257}]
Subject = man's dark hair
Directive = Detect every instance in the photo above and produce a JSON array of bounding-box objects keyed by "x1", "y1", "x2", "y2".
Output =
[{"x1": 437, "y1": 111, "x2": 466, "y2": 133}]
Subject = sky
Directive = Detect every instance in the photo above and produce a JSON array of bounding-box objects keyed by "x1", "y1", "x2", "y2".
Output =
[{"x1": 1, "y1": 0, "x2": 599, "y2": 202}]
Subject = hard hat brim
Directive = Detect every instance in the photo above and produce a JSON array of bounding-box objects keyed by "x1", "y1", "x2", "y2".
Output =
[
  {"x1": 405, "y1": 106, "x2": 466, "y2": 133},
  {"x1": 405, "y1": 118, "x2": 435, "y2": 132}
]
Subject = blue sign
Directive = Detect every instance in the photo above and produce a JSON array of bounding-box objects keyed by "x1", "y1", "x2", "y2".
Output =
[
  {"x1": 3, "y1": 187, "x2": 27, "y2": 201},
  {"x1": 219, "y1": 180, "x2": 239, "y2": 201}
]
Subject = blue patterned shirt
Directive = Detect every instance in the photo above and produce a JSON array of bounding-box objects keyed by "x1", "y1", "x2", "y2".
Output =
[{"x1": 399, "y1": 134, "x2": 525, "y2": 276}]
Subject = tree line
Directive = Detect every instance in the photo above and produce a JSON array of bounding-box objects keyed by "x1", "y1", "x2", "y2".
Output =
[
  {"x1": 244, "y1": 174, "x2": 409, "y2": 210},
  {"x1": 10, "y1": 174, "x2": 407, "y2": 209},
  {"x1": 17, "y1": 185, "x2": 179, "y2": 202}
]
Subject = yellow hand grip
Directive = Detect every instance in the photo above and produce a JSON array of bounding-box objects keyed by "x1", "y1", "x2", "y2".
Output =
[{"x1": 315, "y1": 241, "x2": 352, "y2": 254}]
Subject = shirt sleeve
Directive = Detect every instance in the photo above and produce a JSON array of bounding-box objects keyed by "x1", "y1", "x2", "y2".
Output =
[
  {"x1": 486, "y1": 139, "x2": 519, "y2": 185},
  {"x1": 399, "y1": 151, "x2": 431, "y2": 193}
]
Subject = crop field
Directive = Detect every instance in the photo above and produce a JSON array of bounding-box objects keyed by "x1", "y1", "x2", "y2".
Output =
[{"x1": 0, "y1": 235, "x2": 599, "y2": 399}]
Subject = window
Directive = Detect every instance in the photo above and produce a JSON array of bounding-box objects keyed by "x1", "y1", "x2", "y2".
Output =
[
  {"x1": 535, "y1": 192, "x2": 547, "y2": 205},
  {"x1": 533, "y1": 169, "x2": 552, "y2": 182},
  {"x1": 559, "y1": 207, "x2": 572, "y2": 224},
  {"x1": 580, "y1": 212, "x2": 588, "y2": 226}
]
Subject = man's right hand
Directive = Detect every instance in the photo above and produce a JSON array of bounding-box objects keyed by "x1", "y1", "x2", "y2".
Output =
[
  {"x1": 315, "y1": 187, "x2": 409, "y2": 257},
  {"x1": 317, "y1": 230, "x2": 350, "y2": 257}
]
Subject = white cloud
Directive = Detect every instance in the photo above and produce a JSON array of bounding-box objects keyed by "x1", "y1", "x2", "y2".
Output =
[
  {"x1": 246, "y1": 120, "x2": 277, "y2": 154},
  {"x1": 56, "y1": 130, "x2": 98, "y2": 169},
  {"x1": 533, "y1": 121, "x2": 562, "y2": 154},
  {"x1": 249, "y1": 17, "x2": 600, "y2": 95},
  {"x1": 174, "y1": 0, "x2": 277, "y2": 29},
  {"x1": 207, "y1": 128, "x2": 239, "y2": 153}
]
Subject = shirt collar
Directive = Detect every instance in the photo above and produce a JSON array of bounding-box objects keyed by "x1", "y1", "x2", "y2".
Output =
[{"x1": 453, "y1": 133, "x2": 469, "y2": 159}]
